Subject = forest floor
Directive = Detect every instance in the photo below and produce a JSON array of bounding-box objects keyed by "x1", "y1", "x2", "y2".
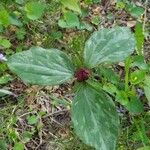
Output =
[{"x1": 0, "y1": 0, "x2": 150, "y2": 150}]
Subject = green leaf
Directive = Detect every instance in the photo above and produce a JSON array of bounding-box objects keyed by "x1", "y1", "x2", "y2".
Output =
[
  {"x1": 15, "y1": 0, "x2": 24, "y2": 4},
  {"x1": 0, "y1": 8, "x2": 10, "y2": 27},
  {"x1": 132, "y1": 119, "x2": 150, "y2": 145},
  {"x1": 93, "y1": 0, "x2": 99, "y2": 3},
  {"x1": 0, "y1": 64, "x2": 7, "y2": 74},
  {"x1": 130, "y1": 70, "x2": 146, "y2": 85},
  {"x1": 8, "y1": 129, "x2": 18, "y2": 141},
  {"x1": 64, "y1": 11, "x2": 80, "y2": 27},
  {"x1": 131, "y1": 55, "x2": 148, "y2": 70},
  {"x1": 116, "y1": 91, "x2": 144, "y2": 113},
  {"x1": 144, "y1": 76, "x2": 150, "y2": 105},
  {"x1": 0, "y1": 140, "x2": 7, "y2": 150},
  {"x1": 96, "y1": 66, "x2": 119, "y2": 85},
  {"x1": 77, "y1": 22, "x2": 93, "y2": 31},
  {"x1": 9, "y1": 15, "x2": 23, "y2": 27},
  {"x1": 61, "y1": 0, "x2": 81, "y2": 14},
  {"x1": 58, "y1": 19, "x2": 68, "y2": 28},
  {"x1": 134, "y1": 22, "x2": 144, "y2": 55},
  {"x1": 21, "y1": 131, "x2": 33, "y2": 143},
  {"x1": 103, "y1": 83, "x2": 118, "y2": 96},
  {"x1": 84, "y1": 27, "x2": 135, "y2": 68},
  {"x1": 58, "y1": 11, "x2": 80, "y2": 28},
  {"x1": 24, "y1": 2, "x2": 45, "y2": 20},
  {"x1": 13, "y1": 142, "x2": 24, "y2": 150},
  {"x1": 72, "y1": 84, "x2": 119, "y2": 150},
  {"x1": 91, "y1": 16, "x2": 100, "y2": 25},
  {"x1": 7, "y1": 47, "x2": 74, "y2": 85},
  {"x1": 116, "y1": 90, "x2": 129, "y2": 106},
  {"x1": 116, "y1": 1, "x2": 126, "y2": 9},
  {"x1": 126, "y1": 3, "x2": 144, "y2": 18},
  {"x1": 51, "y1": 31, "x2": 62, "y2": 40},
  {"x1": 0, "y1": 38, "x2": 11, "y2": 48},
  {"x1": 0, "y1": 74, "x2": 13, "y2": 85},
  {"x1": 125, "y1": 96, "x2": 144, "y2": 113},
  {"x1": 137, "y1": 146, "x2": 150, "y2": 150},
  {"x1": 15, "y1": 28, "x2": 26, "y2": 40},
  {"x1": 27, "y1": 115, "x2": 38, "y2": 125}
]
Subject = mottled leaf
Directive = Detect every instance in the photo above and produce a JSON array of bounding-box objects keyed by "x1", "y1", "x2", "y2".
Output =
[
  {"x1": 84, "y1": 27, "x2": 135, "y2": 68},
  {"x1": 72, "y1": 84, "x2": 119, "y2": 150},
  {"x1": 7, "y1": 47, "x2": 74, "y2": 85}
]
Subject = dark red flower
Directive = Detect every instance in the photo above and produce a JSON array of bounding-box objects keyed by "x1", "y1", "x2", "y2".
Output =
[{"x1": 75, "y1": 68, "x2": 90, "y2": 82}]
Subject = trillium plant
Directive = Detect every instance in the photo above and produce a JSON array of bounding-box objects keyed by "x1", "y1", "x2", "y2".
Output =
[{"x1": 7, "y1": 27, "x2": 135, "y2": 150}]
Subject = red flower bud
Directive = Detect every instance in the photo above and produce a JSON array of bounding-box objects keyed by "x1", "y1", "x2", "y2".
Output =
[{"x1": 75, "y1": 68, "x2": 90, "y2": 82}]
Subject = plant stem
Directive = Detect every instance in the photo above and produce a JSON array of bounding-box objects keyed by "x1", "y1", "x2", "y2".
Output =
[{"x1": 125, "y1": 57, "x2": 131, "y2": 92}]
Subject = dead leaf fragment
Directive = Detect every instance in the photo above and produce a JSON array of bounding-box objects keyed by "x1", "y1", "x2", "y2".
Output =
[{"x1": 127, "y1": 21, "x2": 136, "y2": 27}]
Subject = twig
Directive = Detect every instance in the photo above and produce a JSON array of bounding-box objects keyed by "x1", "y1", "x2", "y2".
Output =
[
  {"x1": 43, "y1": 109, "x2": 68, "y2": 119},
  {"x1": 19, "y1": 111, "x2": 37, "y2": 118},
  {"x1": 143, "y1": 0, "x2": 148, "y2": 32}
]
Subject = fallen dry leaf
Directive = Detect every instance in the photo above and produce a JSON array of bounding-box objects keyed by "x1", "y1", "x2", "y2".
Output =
[{"x1": 127, "y1": 21, "x2": 136, "y2": 27}]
